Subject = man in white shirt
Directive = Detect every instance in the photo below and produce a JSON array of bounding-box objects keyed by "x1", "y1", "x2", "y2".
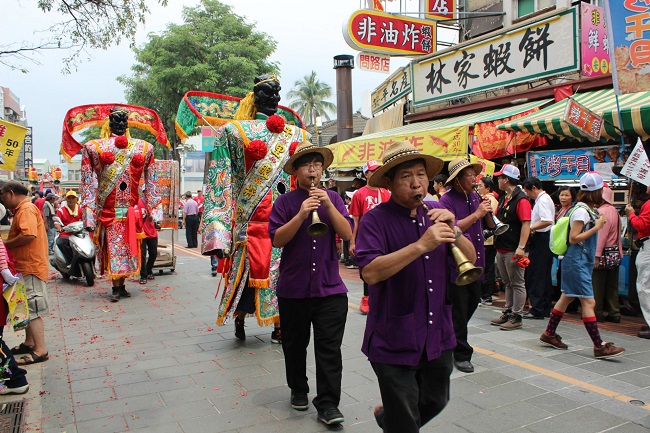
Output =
[{"x1": 522, "y1": 177, "x2": 555, "y2": 319}]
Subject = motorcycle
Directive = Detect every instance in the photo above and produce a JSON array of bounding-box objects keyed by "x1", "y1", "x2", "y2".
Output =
[{"x1": 50, "y1": 218, "x2": 96, "y2": 287}]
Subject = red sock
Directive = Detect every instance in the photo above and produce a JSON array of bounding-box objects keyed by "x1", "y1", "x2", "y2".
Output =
[
  {"x1": 545, "y1": 308, "x2": 564, "y2": 336},
  {"x1": 583, "y1": 316, "x2": 603, "y2": 347}
]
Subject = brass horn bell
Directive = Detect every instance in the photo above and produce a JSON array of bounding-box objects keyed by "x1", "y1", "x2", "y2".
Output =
[
  {"x1": 308, "y1": 178, "x2": 328, "y2": 237},
  {"x1": 450, "y1": 243, "x2": 484, "y2": 286},
  {"x1": 492, "y1": 214, "x2": 510, "y2": 236}
]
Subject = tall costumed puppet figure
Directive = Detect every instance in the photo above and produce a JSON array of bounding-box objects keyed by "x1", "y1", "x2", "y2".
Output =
[
  {"x1": 61, "y1": 104, "x2": 170, "y2": 302},
  {"x1": 178, "y1": 75, "x2": 308, "y2": 342}
]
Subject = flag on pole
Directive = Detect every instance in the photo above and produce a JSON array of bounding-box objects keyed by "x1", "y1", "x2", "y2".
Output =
[
  {"x1": 621, "y1": 138, "x2": 650, "y2": 186},
  {"x1": 605, "y1": 0, "x2": 650, "y2": 94},
  {"x1": 0, "y1": 119, "x2": 28, "y2": 171}
]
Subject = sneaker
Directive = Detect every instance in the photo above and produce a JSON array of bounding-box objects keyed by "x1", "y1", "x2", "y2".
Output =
[
  {"x1": 594, "y1": 342, "x2": 625, "y2": 359},
  {"x1": 500, "y1": 314, "x2": 522, "y2": 330},
  {"x1": 110, "y1": 288, "x2": 120, "y2": 302},
  {"x1": 491, "y1": 310, "x2": 511, "y2": 326},
  {"x1": 211, "y1": 271, "x2": 217, "y2": 277},
  {"x1": 271, "y1": 328, "x2": 282, "y2": 344},
  {"x1": 346, "y1": 264, "x2": 358, "y2": 269},
  {"x1": 0, "y1": 384, "x2": 29, "y2": 395},
  {"x1": 374, "y1": 405, "x2": 384, "y2": 429},
  {"x1": 359, "y1": 296, "x2": 370, "y2": 315},
  {"x1": 480, "y1": 297, "x2": 493, "y2": 306},
  {"x1": 317, "y1": 407, "x2": 344, "y2": 425},
  {"x1": 234, "y1": 317, "x2": 245, "y2": 341},
  {"x1": 290, "y1": 392, "x2": 309, "y2": 410},
  {"x1": 540, "y1": 332, "x2": 568, "y2": 350},
  {"x1": 118, "y1": 286, "x2": 131, "y2": 298}
]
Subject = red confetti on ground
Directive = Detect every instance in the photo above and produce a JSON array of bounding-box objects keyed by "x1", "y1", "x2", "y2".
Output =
[{"x1": 240, "y1": 392, "x2": 247, "y2": 396}]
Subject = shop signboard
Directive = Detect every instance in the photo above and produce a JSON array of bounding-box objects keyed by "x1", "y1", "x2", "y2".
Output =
[
  {"x1": 527, "y1": 144, "x2": 625, "y2": 181},
  {"x1": 330, "y1": 125, "x2": 467, "y2": 168},
  {"x1": 562, "y1": 97, "x2": 603, "y2": 140},
  {"x1": 621, "y1": 138, "x2": 650, "y2": 186},
  {"x1": 371, "y1": 66, "x2": 411, "y2": 114},
  {"x1": 605, "y1": 0, "x2": 650, "y2": 94},
  {"x1": 344, "y1": 10, "x2": 436, "y2": 56},
  {"x1": 426, "y1": 0, "x2": 455, "y2": 20},
  {"x1": 412, "y1": 8, "x2": 578, "y2": 106},
  {"x1": 0, "y1": 119, "x2": 27, "y2": 172},
  {"x1": 581, "y1": 3, "x2": 610, "y2": 77},
  {"x1": 357, "y1": 52, "x2": 391, "y2": 73}
]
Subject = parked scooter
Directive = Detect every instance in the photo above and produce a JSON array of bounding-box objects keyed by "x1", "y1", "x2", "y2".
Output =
[{"x1": 50, "y1": 218, "x2": 96, "y2": 286}]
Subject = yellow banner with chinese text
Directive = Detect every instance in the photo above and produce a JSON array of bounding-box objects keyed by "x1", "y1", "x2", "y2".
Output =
[
  {"x1": 328, "y1": 126, "x2": 469, "y2": 169},
  {"x1": 0, "y1": 119, "x2": 27, "y2": 172}
]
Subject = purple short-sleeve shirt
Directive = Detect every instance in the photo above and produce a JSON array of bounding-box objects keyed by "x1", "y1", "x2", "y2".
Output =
[
  {"x1": 355, "y1": 199, "x2": 456, "y2": 366},
  {"x1": 269, "y1": 188, "x2": 352, "y2": 299}
]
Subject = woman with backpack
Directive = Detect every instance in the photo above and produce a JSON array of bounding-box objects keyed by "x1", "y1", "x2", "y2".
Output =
[{"x1": 540, "y1": 172, "x2": 626, "y2": 359}]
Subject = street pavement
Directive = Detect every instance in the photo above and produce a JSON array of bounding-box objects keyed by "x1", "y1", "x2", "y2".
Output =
[{"x1": 3, "y1": 229, "x2": 650, "y2": 432}]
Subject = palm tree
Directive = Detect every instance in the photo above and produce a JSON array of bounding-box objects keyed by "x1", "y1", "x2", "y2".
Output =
[{"x1": 287, "y1": 71, "x2": 337, "y2": 127}]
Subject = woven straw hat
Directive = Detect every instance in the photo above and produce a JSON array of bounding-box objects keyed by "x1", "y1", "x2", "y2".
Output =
[
  {"x1": 369, "y1": 141, "x2": 443, "y2": 188},
  {"x1": 445, "y1": 158, "x2": 483, "y2": 185},
  {"x1": 283, "y1": 141, "x2": 334, "y2": 175}
]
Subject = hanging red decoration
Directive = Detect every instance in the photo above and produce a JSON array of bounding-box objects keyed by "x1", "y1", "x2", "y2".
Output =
[
  {"x1": 114, "y1": 136, "x2": 128, "y2": 149},
  {"x1": 289, "y1": 141, "x2": 300, "y2": 156},
  {"x1": 266, "y1": 115, "x2": 285, "y2": 133},
  {"x1": 100, "y1": 152, "x2": 115, "y2": 165},
  {"x1": 131, "y1": 154, "x2": 145, "y2": 168},
  {"x1": 246, "y1": 139, "x2": 268, "y2": 161}
]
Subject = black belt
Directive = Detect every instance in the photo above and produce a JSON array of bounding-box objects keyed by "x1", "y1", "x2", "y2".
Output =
[{"x1": 638, "y1": 237, "x2": 649, "y2": 247}]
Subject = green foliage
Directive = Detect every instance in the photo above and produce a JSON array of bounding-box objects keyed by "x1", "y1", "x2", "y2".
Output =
[
  {"x1": 287, "y1": 71, "x2": 337, "y2": 127},
  {"x1": 1, "y1": 0, "x2": 168, "y2": 73},
  {"x1": 118, "y1": 0, "x2": 278, "y2": 151}
]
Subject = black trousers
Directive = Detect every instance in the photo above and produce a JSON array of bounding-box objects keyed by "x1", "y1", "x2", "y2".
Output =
[
  {"x1": 140, "y1": 237, "x2": 158, "y2": 279},
  {"x1": 371, "y1": 350, "x2": 453, "y2": 433},
  {"x1": 525, "y1": 231, "x2": 554, "y2": 317},
  {"x1": 449, "y1": 280, "x2": 481, "y2": 362},
  {"x1": 278, "y1": 293, "x2": 347, "y2": 410},
  {"x1": 185, "y1": 214, "x2": 199, "y2": 248},
  {"x1": 481, "y1": 244, "x2": 497, "y2": 299},
  {"x1": 0, "y1": 328, "x2": 27, "y2": 388},
  {"x1": 56, "y1": 236, "x2": 73, "y2": 262}
]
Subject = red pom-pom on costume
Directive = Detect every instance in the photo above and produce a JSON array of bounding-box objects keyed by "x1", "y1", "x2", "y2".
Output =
[
  {"x1": 100, "y1": 152, "x2": 115, "y2": 166},
  {"x1": 131, "y1": 154, "x2": 145, "y2": 168},
  {"x1": 266, "y1": 115, "x2": 285, "y2": 133},
  {"x1": 289, "y1": 141, "x2": 300, "y2": 156},
  {"x1": 114, "y1": 136, "x2": 128, "y2": 149},
  {"x1": 246, "y1": 139, "x2": 268, "y2": 161}
]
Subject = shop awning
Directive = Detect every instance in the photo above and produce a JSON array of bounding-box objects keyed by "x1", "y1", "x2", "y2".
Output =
[
  {"x1": 496, "y1": 89, "x2": 650, "y2": 142},
  {"x1": 327, "y1": 99, "x2": 551, "y2": 169}
]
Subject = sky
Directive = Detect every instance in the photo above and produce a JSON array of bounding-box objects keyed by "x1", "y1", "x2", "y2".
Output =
[{"x1": 1, "y1": 0, "x2": 452, "y2": 164}]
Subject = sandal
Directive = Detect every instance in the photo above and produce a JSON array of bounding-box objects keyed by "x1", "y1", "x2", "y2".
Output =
[
  {"x1": 147, "y1": 274, "x2": 155, "y2": 280},
  {"x1": 17, "y1": 351, "x2": 49, "y2": 365},
  {"x1": 11, "y1": 343, "x2": 34, "y2": 355},
  {"x1": 139, "y1": 279, "x2": 147, "y2": 284}
]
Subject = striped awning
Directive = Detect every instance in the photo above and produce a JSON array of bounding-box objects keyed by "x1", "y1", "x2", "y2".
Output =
[
  {"x1": 497, "y1": 89, "x2": 650, "y2": 142},
  {"x1": 334, "y1": 99, "x2": 551, "y2": 142}
]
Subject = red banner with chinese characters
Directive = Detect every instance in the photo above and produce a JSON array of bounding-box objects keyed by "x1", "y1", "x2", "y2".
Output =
[
  {"x1": 426, "y1": 0, "x2": 455, "y2": 20},
  {"x1": 473, "y1": 108, "x2": 547, "y2": 160},
  {"x1": 344, "y1": 10, "x2": 436, "y2": 55},
  {"x1": 61, "y1": 103, "x2": 170, "y2": 161},
  {"x1": 562, "y1": 98, "x2": 603, "y2": 140}
]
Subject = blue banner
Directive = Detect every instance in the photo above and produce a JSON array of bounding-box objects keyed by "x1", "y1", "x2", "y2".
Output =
[{"x1": 527, "y1": 145, "x2": 627, "y2": 181}]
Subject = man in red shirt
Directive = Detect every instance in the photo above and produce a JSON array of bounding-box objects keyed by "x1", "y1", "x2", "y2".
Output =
[
  {"x1": 349, "y1": 160, "x2": 391, "y2": 314},
  {"x1": 626, "y1": 184, "x2": 650, "y2": 339},
  {"x1": 139, "y1": 196, "x2": 159, "y2": 284},
  {"x1": 55, "y1": 190, "x2": 83, "y2": 262},
  {"x1": 33, "y1": 192, "x2": 45, "y2": 215}
]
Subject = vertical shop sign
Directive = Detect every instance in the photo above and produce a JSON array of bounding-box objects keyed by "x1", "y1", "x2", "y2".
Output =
[{"x1": 581, "y1": 3, "x2": 610, "y2": 77}]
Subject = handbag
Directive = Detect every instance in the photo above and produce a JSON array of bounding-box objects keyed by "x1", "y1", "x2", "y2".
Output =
[
  {"x1": 596, "y1": 214, "x2": 622, "y2": 269},
  {"x1": 3, "y1": 275, "x2": 30, "y2": 331}
]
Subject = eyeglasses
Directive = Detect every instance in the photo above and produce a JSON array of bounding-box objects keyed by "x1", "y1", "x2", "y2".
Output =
[{"x1": 300, "y1": 163, "x2": 323, "y2": 170}]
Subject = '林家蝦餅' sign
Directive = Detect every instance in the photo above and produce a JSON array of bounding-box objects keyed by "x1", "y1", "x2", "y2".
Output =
[{"x1": 411, "y1": 8, "x2": 578, "y2": 106}]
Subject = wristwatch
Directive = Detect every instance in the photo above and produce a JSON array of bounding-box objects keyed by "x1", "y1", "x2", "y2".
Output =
[
  {"x1": 517, "y1": 245, "x2": 525, "y2": 249},
  {"x1": 454, "y1": 227, "x2": 463, "y2": 241}
]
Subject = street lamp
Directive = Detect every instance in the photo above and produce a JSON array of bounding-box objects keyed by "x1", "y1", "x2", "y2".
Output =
[{"x1": 315, "y1": 115, "x2": 323, "y2": 147}]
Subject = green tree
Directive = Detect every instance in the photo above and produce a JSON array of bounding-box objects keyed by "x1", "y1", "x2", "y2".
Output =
[
  {"x1": 1, "y1": 0, "x2": 168, "y2": 73},
  {"x1": 118, "y1": 0, "x2": 278, "y2": 153},
  {"x1": 287, "y1": 71, "x2": 336, "y2": 127}
]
